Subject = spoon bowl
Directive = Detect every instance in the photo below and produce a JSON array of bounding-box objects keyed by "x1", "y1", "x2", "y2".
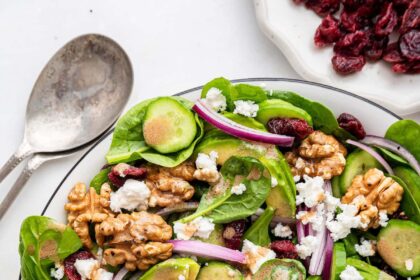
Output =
[{"x1": 0, "y1": 34, "x2": 133, "y2": 182}]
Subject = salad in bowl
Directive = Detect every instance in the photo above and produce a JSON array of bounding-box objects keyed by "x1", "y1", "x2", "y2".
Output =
[{"x1": 19, "y1": 78, "x2": 420, "y2": 280}]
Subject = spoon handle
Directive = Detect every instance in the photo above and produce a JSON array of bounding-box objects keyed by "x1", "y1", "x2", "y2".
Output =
[{"x1": 0, "y1": 141, "x2": 33, "y2": 184}]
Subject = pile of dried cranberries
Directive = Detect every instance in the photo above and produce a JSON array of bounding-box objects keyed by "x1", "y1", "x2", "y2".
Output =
[{"x1": 293, "y1": 0, "x2": 420, "y2": 75}]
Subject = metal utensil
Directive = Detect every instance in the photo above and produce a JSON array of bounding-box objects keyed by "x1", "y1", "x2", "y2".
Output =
[{"x1": 0, "y1": 34, "x2": 133, "y2": 182}]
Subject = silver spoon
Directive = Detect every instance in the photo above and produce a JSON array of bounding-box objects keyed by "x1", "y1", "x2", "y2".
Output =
[{"x1": 0, "y1": 34, "x2": 132, "y2": 216}]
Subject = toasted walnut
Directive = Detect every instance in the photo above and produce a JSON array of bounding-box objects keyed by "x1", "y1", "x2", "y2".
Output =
[
  {"x1": 285, "y1": 131, "x2": 347, "y2": 179},
  {"x1": 65, "y1": 183, "x2": 114, "y2": 248},
  {"x1": 98, "y1": 211, "x2": 173, "y2": 271},
  {"x1": 342, "y1": 168, "x2": 404, "y2": 229},
  {"x1": 145, "y1": 162, "x2": 195, "y2": 207}
]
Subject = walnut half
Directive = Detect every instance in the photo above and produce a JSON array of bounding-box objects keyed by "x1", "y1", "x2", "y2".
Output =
[{"x1": 285, "y1": 131, "x2": 347, "y2": 179}]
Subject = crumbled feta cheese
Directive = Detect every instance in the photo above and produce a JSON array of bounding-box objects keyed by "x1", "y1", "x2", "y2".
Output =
[
  {"x1": 242, "y1": 240, "x2": 276, "y2": 274},
  {"x1": 340, "y1": 265, "x2": 363, "y2": 280},
  {"x1": 74, "y1": 258, "x2": 98, "y2": 280},
  {"x1": 296, "y1": 235, "x2": 318, "y2": 259},
  {"x1": 324, "y1": 192, "x2": 340, "y2": 213},
  {"x1": 405, "y1": 259, "x2": 414, "y2": 271},
  {"x1": 259, "y1": 83, "x2": 267, "y2": 89},
  {"x1": 174, "y1": 217, "x2": 215, "y2": 240},
  {"x1": 204, "y1": 88, "x2": 226, "y2": 112},
  {"x1": 110, "y1": 179, "x2": 150, "y2": 212},
  {"x1": 271, "y1": 177, "x2": 278, "y2": 188},
  {"x1": 233, "y1": 100, "x2": 259, "y2": 117},
  {"x1": 295, "y1": 176, "x2": 326, "y2": 208},
  {"x1": 178, "y1": 275, "x2": 186, "y2": 280},
  {"x1": 355, "y1": 239, "x2": 376, "y2": 257},
  {"x1": 50, "y1": 264, "x2": 64, "y2": 280},
  {"x1": 231, "y1": 183, "x2": 247, "y2": 195},
  {"x1": 378, "y1": 210, "x2": 389, "y2": 227},
  {"x1": 293, "y1": 175, "x2": 301, "y2": 183},
  {"x1": 327, "y1": 204, "x2": 363, "y2": 241},
  {"x1": 297, "y1": 205, "x2": 326, "y2": 233},
  {"x1": 97, "y1": 269, "x2": 114, "y2": 280},
  {"x1": 195, "y1": 152, "x2": 218, "y2": 171},
  {"x1": 272, "y1": 223, "x2": 293, "y2": 238}
]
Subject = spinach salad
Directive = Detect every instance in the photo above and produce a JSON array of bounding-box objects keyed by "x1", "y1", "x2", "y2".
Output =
[{"x1": 19, "y1": 78, "x2": 420, "y2": 280}]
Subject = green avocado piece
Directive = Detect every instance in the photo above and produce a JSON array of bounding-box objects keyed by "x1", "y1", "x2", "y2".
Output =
[
  {"x1": 393, "y1": 166, "x2": 420, "y2": 224},
  {"x1": 197, "y1": 262, "x2": 243, "y2": 280},
  {"x1": 194, "y1": 224, "x2": 225, "y2": 246},
  {"x1": 140, "y1": 258, "x2": 200, "y2": 280},
  {"x1": 222, "y1": 112, "x2": 266, "y2": 131},
  {"x1": 256, "y1": 99, "x2": 313, "y2": 126},
  {"x1": 331, "y1": 242, "x2": 346, "y2": 280},
  {"x1": 252, "y1": 259, "x2": 306, "y2": 280},
  {"x1": 377, "y1": 220, "x2": 420, "y2": 277}
]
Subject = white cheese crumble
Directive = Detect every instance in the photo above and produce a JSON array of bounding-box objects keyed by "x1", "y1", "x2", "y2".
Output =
[
  {"x1": 271, "y1": 177, "x2": 278, "y2": 188},
  {"x1": 233, "y1": 100, "x2": 259, "y2": 117},
  {"x1": 405, "y1": 259, "x2": 414, "y2": 271},
  {"x1": 293, "y1": 175, "x2": 301, "y2": 183},
  {"x1": 178, "y1": 275, "x2": 186, "y2": 280},
  {"x1": 195, "y1": 151, "x2": 218, "y2": 171},
  {"x1": 97, "y1": 269, "x2": 114, "y2": 280},
  {"x1": 259, "y1": 83, "x2": 267, "y2": 89},
  {"x1": 296, "y1": 235, "x2": 318, "y2": 259},
  {"x1": 355, "y1": 239, "x2": 376, "y2": 257},
  {"x1": 110, "y1": 179, "x2": 150, "y2": 212},
  {"x1": 326, "y1": 203, "x2": 364, "y2": 241},
  {"x1": 74, "y1": 258, "x2": 98, "y2": 280},
  {"x1": 204, "y1": 88, "x2": 227, "y2": 112},
  {"x1": 378, "y1": 210, "x2": 389, "y2": 227},
  {"x1": 231, "y1": 183, "x2": 247, "y2": 195},
  {"x1": 272, "y1": 223, "x2": 293, "y2": 238},
  {"x1": 50, "y1": 264, "x2": 64, "y2": 280},
  {"x1": 173, "y1": 217, "x2": 215, "y2": 240},
  {"x1": 242, "y1": 239, "x2": 276, "y2": 274},
  {"x1": 295, "y1": 176, "x2": 326, "y2": 208},
  {"x1": 340, "y1": 265, "x2": 363, "y2": 280}
]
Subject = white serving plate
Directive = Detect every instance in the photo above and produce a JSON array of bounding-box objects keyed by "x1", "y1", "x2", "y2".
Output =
[
  {"x1": 42, "y1": 78, "x2": 400, "y2": 224},
  {"x1": 254, "y1": 0, "x2": 420, "y2": 116}
]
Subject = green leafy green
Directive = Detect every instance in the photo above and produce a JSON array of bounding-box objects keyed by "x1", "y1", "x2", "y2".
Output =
[
  {"x1": 244, "y1": 207, "x2": 275, "y2": 246},
  {"x1": 19, "y1": 216, "x2": 82, "y2": 280},
  {"x1": 222, "y1": 112, "x2": 266, "y2": 131},
  {"x1": 201, "y1": 77, "x2": 237, "y2": 111},
  {"x1": 233, "y1": 83, "x2": 267, "y2": 103},
  {"x1": 90, "y1": 167, "x2": 111, "y2": 193},
  {"x1": 377, "y1": 147, "x2": 409, "y2": 167},
  {"x1": 106, "y1": 97, "x2": 204, "y2": 167},
  {"x1": 346, "y1": 258, "x2": 395, "y2": 280},
  {"x1": 343, "y1": 233, "x2": 360, "y2": 258},
  {"x1": 392, "y1": 168, "x2": 420, "y2": 224},
  {"x1": 385, "y1": 120, "x2": 420, "y2": 163}
]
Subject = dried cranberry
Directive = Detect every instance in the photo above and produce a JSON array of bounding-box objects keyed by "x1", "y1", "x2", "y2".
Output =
[
  {"x1": 305, "y1": 0, "x2": 341, "y2": 17},
  {"x1": 340, "y1": 10, "x2": 365, "y2": 32},
  {"x1": 337, "y1": 113, "x2": 366, "y2": 139},
  {"x1": 400, "y1": 0, "x2": 420, "y2": 33},
  {"x1": 270, "y1": 240, "x2": 299, "y2": 259},
  {"x1": 223, "y1": 220, "x2": 246, "y2": 250},
  {"x1": 315, "y1": 14, "x2": 342, "y2": 47},
  {"x1": 375, "y1": 3, "x2": 398, "y2": 37},
  {"x1": 383, "y1": 42, "x2": 405, "y2": 63},
  {"x1": 364, "y1": 31, "x2": 389, "y2": 60},
  {"x1": 332, "y1": 54, "x2": 366, "y2": 74},
  {"x1": 64, "y1": 250, "x2": 95, "y2": 280},
  {"x1": 392, "y1": 61, "x2": 420, "y2": 73},
  {"x1": 108, "y1": 163, "x2": 147, "y2": 187},
  {"x1": 267, "y1": 118, "x2": 313, "y2": 141},
  {"x1": 399, "y1": 29, "x2": 420, "y2": 61},
  {"x1": 334, "y1": 31, "x2": 369, "y2": 56}
]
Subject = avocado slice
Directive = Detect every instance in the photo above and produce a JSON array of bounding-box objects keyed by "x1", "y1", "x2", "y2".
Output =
[
  {"x1": 377, "y1": 220, "x2": 420, "y2": 277},
  {"x1": 256, "y1": 99, "x2": 313, "y2": 126},
  {"x1": 331, "y1": 242, "x2": 346, "y2": 280},
  {"x1": 222, "y1": 112, "x2": 266, "y2": 131},
  {"x1": 197, "y1": 262, "x2": 243, "y2": 280},
  {"x1": 140, "y1": 258, "x2": 200, "y2": 280},
  {"x1": 252, "y1": 259, "x2": 306, "y2": 280}
]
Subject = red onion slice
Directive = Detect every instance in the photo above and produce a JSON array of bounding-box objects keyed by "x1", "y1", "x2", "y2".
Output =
[
  {"x1": 169, "y1": 240, "x2": 246, "y2": 264},
  {"x1": 193, "y1": 100, "x2": 294, "y2": 146},
  {"x1": 113, "y1": 268, "x2": 129, "y2": 280},
  {"x1": 346, "y1": 139, "x2": 394, "y2": 175},
  {"x1": 362, "y1": 135, "x2": 420, "y2": 176},
  {"x1": 322, "y1": 233, "x2": 334, "y2": 280},
  {"x1": 155, "y1": 202, "x2": 199, "y2": 217}
]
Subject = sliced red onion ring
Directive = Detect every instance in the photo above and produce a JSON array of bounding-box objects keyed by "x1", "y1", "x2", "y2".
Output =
[
  {"x1": 322, "y1": 233, "x2": 334, "y2": 280},
  {"x1": 308, "y1": 221, "x2": 327, "y2": 275},
  {"x1": 155, "y1": 202, "x2": 199, "y2": 217},
  {"x1": 193, "y1": 100, "x2": 294, "y2": 146},
  {"x1": 169, "y1": 240, "x2": 246, "y2": 264},
  {"x1": 113, "y1": 268, "x2": 129, "y2": 280},
  {"x1": 346, "y1": 139, "x2": 394, "y2": 175},
  {"x1": 362, "y1": 135, "x2": 420, "y2": 176}
]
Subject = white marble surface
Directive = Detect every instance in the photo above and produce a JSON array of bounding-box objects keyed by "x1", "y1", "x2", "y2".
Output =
[{"x1": 0, "y1": 0, "x2": 417, "y2": 278}]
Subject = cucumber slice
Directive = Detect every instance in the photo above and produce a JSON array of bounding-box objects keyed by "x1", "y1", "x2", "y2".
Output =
[
  {"x1": 339, "y1": 149, "x2": 383, "y2": 195},
  {"x1": 197, "y1": 262, "x2": 243, "y2": 280},
  {"x1": 143, "y1": 97, "x2": 197, "y2": 154},
  {"x1": 331, "y1": 242, "x2": 346, "y2": 280}
]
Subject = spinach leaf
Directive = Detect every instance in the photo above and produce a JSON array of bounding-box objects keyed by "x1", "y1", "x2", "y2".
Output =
[
  {"x1": 385, "y1": 120, "x2": 420, "y2": 163},
  {"x1": 233, "y1": 83, "x2": 267, "y2": 103},
  {"x1": 376, "y1": 147, "x2": 409, "y2": 167},
  {"x1": 391, "y1": 168, "x2": 420, "y2": 224},
  {"x1": 243, "y1": 207, "x2": 275, "y2": 246},
  {"x1": 90, "y1": 167, "x2": 111, "y2": 193},
  {"x1": 106, "y1": 97, "x2": 204, "y2": 167},
  {"x1": 19, "y1": 216, "x2": 82, "y2": 280}
]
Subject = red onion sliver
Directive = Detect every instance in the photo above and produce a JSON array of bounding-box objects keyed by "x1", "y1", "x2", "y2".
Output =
[
  {"x1": 113, "y1": 268, "x2": 129, "y2": 280},
  {"x1": 322, "y1": 233, "x2": 334, "y2": 280},
  {"x1": 155, "y1": 202, "x2": 199, "y2": 217},
  {"x1": 362, "y1": 135, "x2": 420, "y2": 176},
  {"x1": 193, "y1": 100, "x2": 294, "y2": 146},
  {"x1": 169, "y1": 240, "x2": 246, "y2": 264},
  {"x1": 346, "y1": 139, "x2": 394, "y2": 175}
]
